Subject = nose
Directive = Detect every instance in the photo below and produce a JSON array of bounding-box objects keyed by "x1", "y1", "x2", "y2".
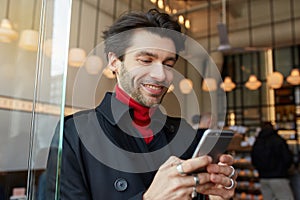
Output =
[{"x1": 149, "y1": 62, "x2": 167, "y2": 82}]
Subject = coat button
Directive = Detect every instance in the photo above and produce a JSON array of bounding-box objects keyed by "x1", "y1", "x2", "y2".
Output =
[{"x1": 114, "y1": 178, "x2": 128, "y2": 192}]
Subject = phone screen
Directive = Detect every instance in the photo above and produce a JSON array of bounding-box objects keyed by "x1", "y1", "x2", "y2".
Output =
[{"x1": 192, "y1": 129, "x2": 234, "y2": 163}]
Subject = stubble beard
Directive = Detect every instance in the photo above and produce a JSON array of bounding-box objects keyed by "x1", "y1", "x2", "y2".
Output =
[{"x1": 118, "y1": 63, "x2": 165, "y2": 107}]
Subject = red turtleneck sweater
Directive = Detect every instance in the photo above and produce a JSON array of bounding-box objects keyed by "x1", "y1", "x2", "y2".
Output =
[{"x1": 115, "y1": 85, "x2": 154, "y2": 144}]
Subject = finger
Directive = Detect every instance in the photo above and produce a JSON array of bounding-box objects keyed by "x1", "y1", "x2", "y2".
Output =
[
  {"x1": 202, "y1": 175, "x2": 236, "y2": 199},
  {"x1": 206, "y1": 164, "x2": 236, "y2": 178},
  {"x1": 218, "y1": 154, "x2": 234, "y2": 165},
  {"x1": 209, "y1": 173, "x2": 237, "y2": 189},
  {"x1": 178, "y1": 156, "x2": 212, "y2": 175}
]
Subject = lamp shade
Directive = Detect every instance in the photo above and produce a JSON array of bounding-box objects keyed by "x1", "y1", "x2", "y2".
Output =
[
  {"x1": 19, "y1": 29, "x2": 39, "y2": 51},
  {"x1": 179, "y1": 78, "x2": 193, "y2": 94},
  {"x1": 245, "y1": 75, "x2": 262, "y2": 90},
  {"x1": 103, "y1": 67, "x2": 116, "y2": 79},
  {"x1": 0, "y1": 18, "x2": 18, "y2": 43},
  {"x1": 85, "y1": 55, "x2": 103, "y2": 75},
  {"x1": 202, "y1": 78, "x2": 217, "y2": 92},
  {"x1": 267, "y1": 71, "x2": 284, "y2": 89},
  {"x1": 68, "y1": 48, "x2": 86, "y2": 67},
  {"x1": 287, "y1": 69, "x2": 300, "y2": 85},
  {"x1": 220, "y1": 76, "x2": 236, "y2": 92}
]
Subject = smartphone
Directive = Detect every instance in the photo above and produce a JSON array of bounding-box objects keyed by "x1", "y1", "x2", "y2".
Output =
[{"x1": 192, "y1": 129, "x2": 234, "y2": 163}]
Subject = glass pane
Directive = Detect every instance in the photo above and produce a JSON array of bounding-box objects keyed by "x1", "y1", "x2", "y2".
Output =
[
  {"x1": 26, "y1": 0, "x2": 72, "y2": 199},
  {"x1": 275, "y1": 47, "x2": 293, "y2": 77},
  {"x1": 0, "y1": 0, "x2": 53, "y2": 199},
  {"x1": 243, "y1": 87, "x2": 260, "y2": 106},
  {"x1": 259, "y1": 51, "x2": 267, "y2": 80},
  {"x1": 227, "y1": 90, "x2": 234, "y2": 107},
  {"x1": 234, "y1": 55, "x2": 242, "y2": 82},
  {"x1": 235, "y1": 88, "x2": 242, "y2": 107}
]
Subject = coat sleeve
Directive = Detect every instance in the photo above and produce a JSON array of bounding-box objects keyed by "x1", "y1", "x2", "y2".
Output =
[{"x1": 46, "y1": 120, "x2": 91, "y2": 200}]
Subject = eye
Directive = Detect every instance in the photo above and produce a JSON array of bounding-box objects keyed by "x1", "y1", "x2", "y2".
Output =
[
  {"x1": 137, "y1": 58, "x2": 152, "y2": 65},
  {"x1": 164, "y1": 64, "x2": 173, "y2": 68},
  {"x1": 163, "y1": 61, "x2": 175, "y2": 70}
]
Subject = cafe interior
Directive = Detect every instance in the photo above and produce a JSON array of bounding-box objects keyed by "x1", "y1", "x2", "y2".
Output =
[{"x1": 0, "y1": 0, "x2": 299, "y2": 199}]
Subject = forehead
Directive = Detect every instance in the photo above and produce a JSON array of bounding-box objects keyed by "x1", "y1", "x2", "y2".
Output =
[{"x1": 125, "y1": 29, "x2": 176, "y2": 56}]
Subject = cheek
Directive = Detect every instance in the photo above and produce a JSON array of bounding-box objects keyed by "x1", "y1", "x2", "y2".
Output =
[{"x1": 165, "y1": 70, "x2": 174, "y2": 84}]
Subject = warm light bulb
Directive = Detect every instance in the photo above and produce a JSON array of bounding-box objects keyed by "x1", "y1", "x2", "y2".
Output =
[
  {"x1": 185, "y1": 19, "x2": 191, "y2": 29},
  {"x1": 245, "y1": 75, "x2": 262, "y2": 90},
  {"x1": 19, "y1": 29, "x2": 39, "y2": 51},
  {"x1": 0, "y1": 18, "x2": 18, "y2": 43},
  {"x1": 267, "y1": 71, "x2": 284, "y2": 89},
  {"x1": 165, "y1": 5, "x2": 171, "y2": 14},
  {"x1": 157, "y1": 0, "x2": 164, "y2": 9},
  {"x1": 85, "y1": 55, "x2": 103, "y2": 75},
  {"x1": 68, "y1": 48, "x2": 86, "y2": 67},
  {"x1": 287, "y1": 69, "x2": 300, "y2": 85},
  {"x1": 179, "y1": 78, "x2": 193, "y2": 94},
  {"x1": 178, "y1": 15, "x2": 184, "y2": 24},
  {"x1": 220, "y1": 76, "x2": 236, "y2": 92},
  {"x1": 202, "y1": 78, "x2": 217, "y2": 92}
]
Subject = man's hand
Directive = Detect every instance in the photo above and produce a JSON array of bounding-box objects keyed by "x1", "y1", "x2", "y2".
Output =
[
  {"x1": 143, "y1": 154, "x2": 237, "y2": 200},
  {"x1": 143, "y1": 155, "x2": 213, "y2": 200}
]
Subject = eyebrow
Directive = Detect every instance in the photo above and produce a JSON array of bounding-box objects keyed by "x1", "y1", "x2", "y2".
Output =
[{"x1": 135, "y1": 50, "x2": 177, "y2": 62}]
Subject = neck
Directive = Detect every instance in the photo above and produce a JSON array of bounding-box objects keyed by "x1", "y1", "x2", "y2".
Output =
[{"x1": 115, "y1": 85, "x2": 154, "y2": 144}]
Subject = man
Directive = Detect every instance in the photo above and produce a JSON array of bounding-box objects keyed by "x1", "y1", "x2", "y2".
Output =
[
  {"x1": 46, "y1": 9, "x2": 236, "y2": 199},
  {"x1": 251, "y1": 122, "x2": 294, "y2": 200}
]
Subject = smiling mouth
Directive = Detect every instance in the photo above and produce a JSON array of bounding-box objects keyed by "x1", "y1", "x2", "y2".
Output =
[
  {"x1": 143, "y1": 84, "x2": 164, "y2": 90},
  {"x1": 142, "y1": 83, "x2": 166, "y2": 95}
]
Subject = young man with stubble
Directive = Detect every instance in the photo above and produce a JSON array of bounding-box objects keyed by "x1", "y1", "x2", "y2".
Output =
[{"x1": 46, "y1": 9, "x2": 237, "y2": 200}]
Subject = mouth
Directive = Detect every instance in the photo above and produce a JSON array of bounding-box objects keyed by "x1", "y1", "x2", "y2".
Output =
[{"x1": 142, "y1": 83, "x2": 166, "y2": 95}]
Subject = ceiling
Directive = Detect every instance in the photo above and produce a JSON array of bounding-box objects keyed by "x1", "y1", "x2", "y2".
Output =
[{"x1": 80, "y1": 0, "x2": 300, "y2": 53}]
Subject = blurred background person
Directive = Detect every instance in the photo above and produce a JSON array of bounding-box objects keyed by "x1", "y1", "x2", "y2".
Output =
[{"x1": 251, "y1": 122, "x2": 294, "y2": 200}]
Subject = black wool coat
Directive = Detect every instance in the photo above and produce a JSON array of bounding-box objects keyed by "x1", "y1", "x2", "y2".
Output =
[{"x1": 46, "y1": 92, "x2": 204, "y2": 200}]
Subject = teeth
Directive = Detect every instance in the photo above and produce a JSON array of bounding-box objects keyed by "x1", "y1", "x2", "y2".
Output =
[{"x1": 144, "y1": 84, "x2": 162, "y2": 90}]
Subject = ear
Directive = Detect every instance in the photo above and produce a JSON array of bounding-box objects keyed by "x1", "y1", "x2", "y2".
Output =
[{"x1": 108, "y1": 52, "x2": 121, "y2": 73}]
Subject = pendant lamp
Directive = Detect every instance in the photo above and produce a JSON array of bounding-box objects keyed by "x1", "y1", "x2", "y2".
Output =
[
  {"x1": 267, "y1": 71, "x2": 284, "y2": 89},
  {"x1": 19, "y1": 0, "x2": 39, "y2": 51},
  {"x1": 266, "y1": 0, "x2": 284, "y2": 89},
  {"x1": 69, "y1": 0, "x2": 86, "y2": 67},
  {"x1": 220, "y1": 76, "x2": 236, "y2": 92},
  {"x1": 0, "y1": 0, "x2": 18, "y2": 43},
  {"x1": 286, "y1": 0, "x2": 300, "y2": 85},
  {"x1": 85, "y1": 0, "x2": 103, "y2": 74},
  {"x1": 244, "y1": 1, "x2": 261, "y2": 91},
  {"x1": 180, "y1": 78, "x2": 193, "y2": 94},
  {"x1": 287, "y1": 68, "x2": 300, "y2": 85},
  {"x1": 202, "y1": 78, "x2": 217, "y2": 92},
  {"x1": 245, "y1": 74, "x2": 262, "y2": 90},
  {"x1": 287, "y1": 46, "x2": 300, "y2": 85},
  {"x1": 245, "y1": 53, "x2": 262, "y2": 90},
  {"x1": 202, "y1": 2, "x2": 217, "y2": 92}
]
